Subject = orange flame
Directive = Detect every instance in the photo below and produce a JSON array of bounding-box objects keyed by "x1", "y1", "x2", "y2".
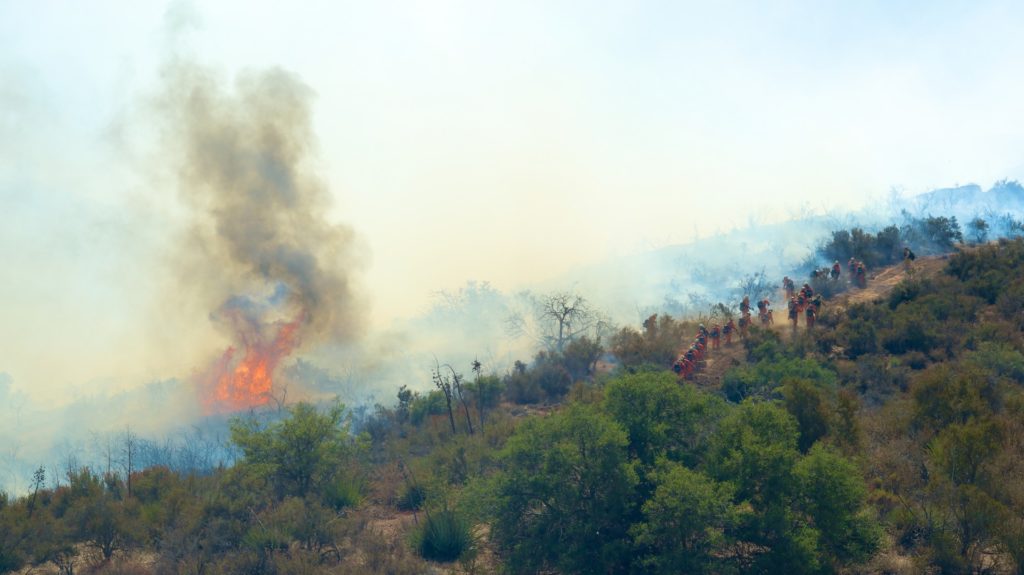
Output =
[{"x1": 199, "y1": 317, "x2": 302, "y2": 413}]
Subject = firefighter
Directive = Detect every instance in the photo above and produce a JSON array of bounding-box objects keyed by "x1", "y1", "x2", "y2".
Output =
[
  {"x1": 783, "y1": 276, "x2": 796, "y2": 299},
  {"x1": 643, "y1": 314, "x2": 657, "y2": 334},
  {"x1": 710, "y1": 323, "x2": 721, "y2": 350},
  {"x1": 698, "y1": 323, "x2": 709, "y2": 339},
  {"x1": 740, "y1": 296, "x2": 751, "y2": 316},
  {"x1": 788, "y1": 297, "x2": 798, "y2": 329},
  {"x1": 802, "y1": 283, "x2": 814, "y2": 299},
  {"x1": 903, "y1": 247, "x2": 916, "y2": 274},
  {"x1": 683, "y1": 357, "x2": 695, "y2": 378},
  {"x1": 805, "y1": 301, "x2": 817, "y2": 329},
  {"x1": 848, "y1": 257, "x2": 857, "y2": 279},
  {"x1": 855, "y1": 262, "x2": 867, "y2": 288},
  {"x1": 831, "y1": 261, "x2": 841, "y2": 280},
  {"x1": 684, "y1": 348, "x2": 698, "y2": 372},
  {"x1": 811, "y1": 294, "x2": 823, "y2": 312},
  {"x1": 674, "y1": 356, "x2": 692, "y2": 378},
  {"x1": 723, "y1": 318, "x2": 735, "y2": 346},
  {"x1": 738, "y1": 313, "x2": 750, "y2": 340},
  {"x1": 759, "y1": 299, "x2": 773, "y2": 325}
]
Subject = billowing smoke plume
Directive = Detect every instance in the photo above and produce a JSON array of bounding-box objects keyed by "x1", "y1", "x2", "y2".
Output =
[{"x1": 160, "y1": 62, "x2": 363, "y2": 412}]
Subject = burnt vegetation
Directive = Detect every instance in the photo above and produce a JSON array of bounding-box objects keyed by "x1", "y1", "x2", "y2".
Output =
[{"x1": 9, "y1": 235, "x2": 1024, "y2": 574}]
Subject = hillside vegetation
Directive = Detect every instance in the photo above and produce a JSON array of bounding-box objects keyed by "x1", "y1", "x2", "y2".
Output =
[{"x1": 5, "y1": 236, "x2": 1024, "y2": 574}]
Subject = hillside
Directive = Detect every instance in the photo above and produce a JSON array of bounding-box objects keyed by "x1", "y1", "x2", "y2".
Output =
[
  {"x1": 839, "y1": 254, "x2": 950, "y2": 307},
  {"x1": 5, "y1": 238, "x2": 1024, "y2": 574},
  {"x1": 692, "y1": 251, "x2": 948, "y2": 390}
]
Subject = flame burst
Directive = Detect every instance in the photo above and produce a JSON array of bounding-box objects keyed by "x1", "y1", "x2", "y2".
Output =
[
  {"x1": 166, "y1": 64, "x2": 362, "y2": 414},
  {"x1": 199, "y1": 317, "x2": 302, "y2": 413}
]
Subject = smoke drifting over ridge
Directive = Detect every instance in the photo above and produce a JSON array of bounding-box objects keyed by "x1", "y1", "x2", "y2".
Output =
[{"x1": 159, "y1": 61, "x2": 364, "y2": 411}]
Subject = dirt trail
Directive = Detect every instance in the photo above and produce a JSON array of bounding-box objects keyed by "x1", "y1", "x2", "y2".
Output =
[{"x1": 839, "y1": 254, "x2": 950, "y2": 308}]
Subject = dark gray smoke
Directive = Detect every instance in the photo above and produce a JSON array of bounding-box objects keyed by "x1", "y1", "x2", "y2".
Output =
[{"x1": 160, "y1": 61, "x2": 363, "y2": 349}]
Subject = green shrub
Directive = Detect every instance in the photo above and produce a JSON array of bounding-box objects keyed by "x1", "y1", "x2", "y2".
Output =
[
  {"x1": 412, "y1": 508, "x2": 473, "y2": 562},
  {"x1": 410, "y1": 390, "x2": 449, "y2": 426},
  {"x1": 722, "y1": 357, "x2": 836, "y2": 403},
  {"x1": 397, "y1": 484, "x2": 426, "y2": 512},
  {"x1": 888, "y1": 279, "x2": 927, "y2": 309},
  {"x1": 840, "y1": 318, "x2": 878, "y2": 358},
  {"x1": 323, "y1": 474, "x2": 363, "y2": 510},
  {"x1": 505, "y1": 362, "x2": 543, "y2": 404}
]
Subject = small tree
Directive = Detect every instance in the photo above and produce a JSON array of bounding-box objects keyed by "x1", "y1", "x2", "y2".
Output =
[
  {"x1": 795, "y1": 445, "x2": 881, "y2": 565},
  {"x1": 489, "y1": 404, "x2": 638, "y2": 573},
  {"x1": 631, "y1": 462, "x2": 737, "y2": 573},
  {"x1": 781, "y1": 379, "x2": 830, "y2": 453},
  {"x1": 396, "y1": 385, "x2": 413, "y2": 425},
  {"x1": 967, "y1": 217, "x2": 989, "y2": 244},
  {"x1": 734, "y1": 270, "x2": 774, "y2": 307},
  {"x1": 508, "y1": 291, "x2": 608, "y2": 352},
  {"x1": 27, "y1": 466, "x2": 45, "y2": 518},
  {"x1": 229, "y1": 401, "x2": 355, "y2": 499}
]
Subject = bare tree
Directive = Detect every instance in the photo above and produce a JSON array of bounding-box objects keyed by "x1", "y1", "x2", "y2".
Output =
[
  {"x1": 121, "y1": 426, "x2": 138, "y2": 499},
  {"x1": 61, "y1": 448, "x2": 80, "y2": 484},
  {"x1": 734, "y1": 269, "x2": 774, "y2": 306},
  {"x1": 49, "y1": 464, "x2": 61, "y2": 489},
  {"x1": 448, "y1": 364, "x2": 474, "y2": 435},
  {"x1": 507, "y1": 291, "x2": 609, "y2": 352},
  {"x1": 431, "y1": 360, "x2": 457, "y2": 435},
  {"x1": 432, "y1": 360, "x2": 475, "y2": 435}
]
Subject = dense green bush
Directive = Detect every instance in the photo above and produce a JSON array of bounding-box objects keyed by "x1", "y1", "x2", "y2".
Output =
[
  {"x1": 412, "y1": 508, "x2": 473, "y2": 562},
  {"x1": 322, "y1": 473, "x2": 363, "y2": 510},
  {"x1": 722, "y1": 357, "x2": 836, "y2": 403},
  {"x1": 409, "y1": 389, "x2": 450, "y2": 425}
]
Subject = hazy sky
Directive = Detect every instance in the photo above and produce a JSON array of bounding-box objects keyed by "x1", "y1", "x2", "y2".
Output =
[{"x1": 3, "y1": 0, "x2": 1024, "y2": 401}]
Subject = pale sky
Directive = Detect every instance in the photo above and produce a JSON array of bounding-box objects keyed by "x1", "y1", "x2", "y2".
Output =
[{"x1": 3, "y1": 0, "x2": 1024, "y2": 401}]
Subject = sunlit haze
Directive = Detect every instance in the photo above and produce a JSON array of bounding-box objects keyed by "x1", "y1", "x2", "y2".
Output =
[{"x1": 3, "y1": 0, "x2": 1024, "y2": 404}]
